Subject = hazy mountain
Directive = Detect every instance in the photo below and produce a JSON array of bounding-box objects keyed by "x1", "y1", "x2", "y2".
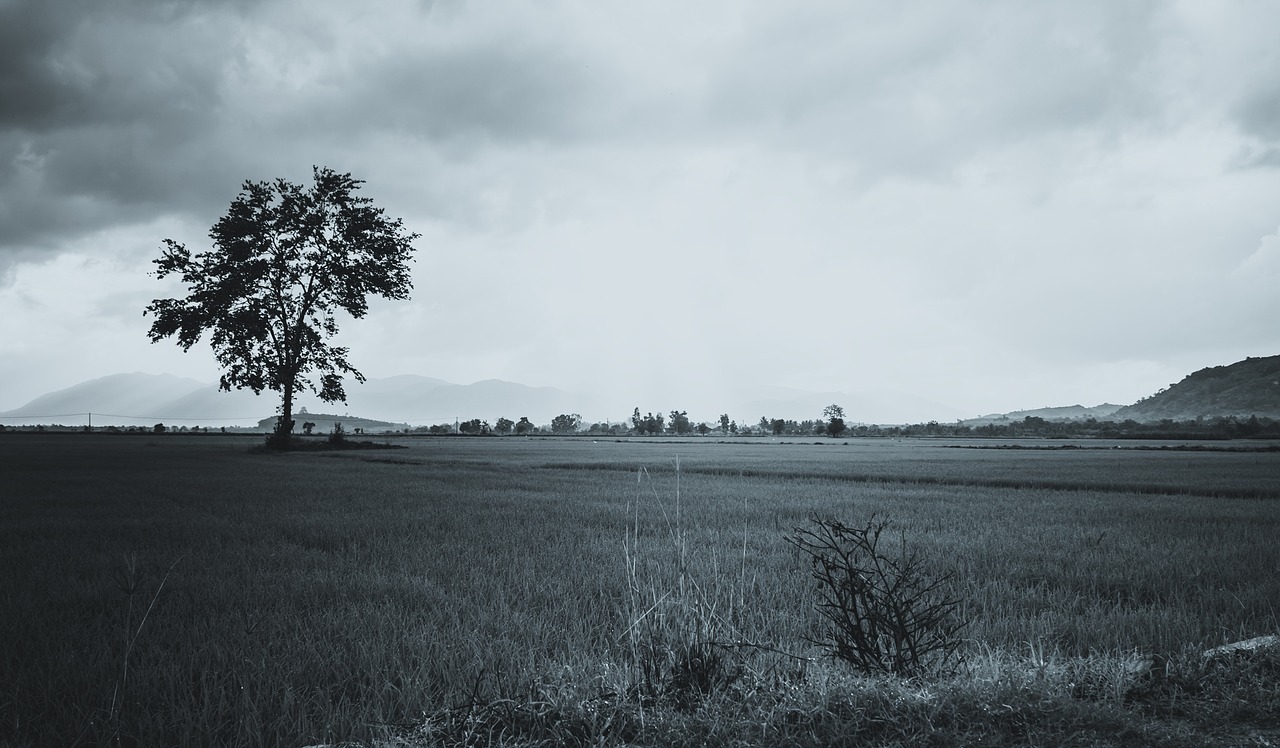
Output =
[
  {"x1": 1110, "y1": 355, "x2": 1280, "y2": 422},
  {"x1": 16, "y1": 356, "x2": 1274, "y2": 430},
  {"x1": 158, "y1": 374, "x2": 466, "y2": 425},
  {"x1": 1, "y1": 372, "x2": 585, "y2": 427},
  {"x1": 960, "y1": 403, "x2": 1124, "y2": 426},
  {"x1": 0, "y1": 373, "x2": 207, "y2": 424},
  {"x1": 155, "y1": 386, "x2": 277, "y2": 423}
]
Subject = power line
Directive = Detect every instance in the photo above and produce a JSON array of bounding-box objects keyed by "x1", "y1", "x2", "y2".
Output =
[
  {"x1": 0, "y1": 411, "x2": 260, "y2": 422},
  {"x1": 94, "y1": 412, "x2": 264, "y2": 421},
  {"x1": 1, "y1": 411, "x2": 554, "y2": 424}
]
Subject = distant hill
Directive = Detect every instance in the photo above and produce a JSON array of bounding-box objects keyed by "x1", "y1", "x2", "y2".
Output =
[
  {"x1": 1, "y1": 372, "x2": 585, "y2": 427},
  {"x1": 256, "y1": 412, "x2": 410, "y2": 434},
  {"x1": 1110, "y1": 355, "x2": 1280, "y2": 422},
  {"x1": 960, "y1": 403, "x2": 1124, "y2": 426},
  {"x1": 0, "y1": 373, "x2": 207, "y2": 424}
]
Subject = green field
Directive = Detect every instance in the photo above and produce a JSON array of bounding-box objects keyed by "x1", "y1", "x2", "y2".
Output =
[{"x1": 2, "y1": 434, "x2": 1278, "y2": 746}]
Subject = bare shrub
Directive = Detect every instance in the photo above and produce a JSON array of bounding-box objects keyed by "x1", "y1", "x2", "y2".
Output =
[{"x1": 787, "y1": 516, "x2": 968, "y2": 677}]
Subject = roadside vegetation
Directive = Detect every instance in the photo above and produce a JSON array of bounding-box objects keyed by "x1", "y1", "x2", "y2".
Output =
[{"x1": 1, "y1": 435, "x2": 1278, "y2": 746}]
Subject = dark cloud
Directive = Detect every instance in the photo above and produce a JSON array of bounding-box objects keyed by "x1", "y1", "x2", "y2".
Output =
[
  {"x1": 0, "y1": 1, "x2": 78, "y2": 129},
  {"x1": 0, "y1": 0, "x2": 237, "y2": 131},
  {"x1": 0, "y1": 0, "x2": 251, "y2": 277},
  {"x1": 0, "y1": 0, "x2": 604, "y2": 280},
  {"x1": 258, "y1": 26, "x2": 600, "y2": 148},
  {"x1": 2, "y1": 0, "x2": 1278, "y2": 293}
]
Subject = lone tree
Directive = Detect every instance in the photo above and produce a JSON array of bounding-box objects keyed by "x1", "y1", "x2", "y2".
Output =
[
  {"x1": 145, "y1": 167, "x2": 418, "y2": 448},
  {"x1": 824, "y1": 403, "x2": 847, "y2": 438}
]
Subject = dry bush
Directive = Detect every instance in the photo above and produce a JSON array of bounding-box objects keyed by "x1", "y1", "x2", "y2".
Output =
[{"x1": 787, "y1": 516, "x2": 968, "y2": 677}]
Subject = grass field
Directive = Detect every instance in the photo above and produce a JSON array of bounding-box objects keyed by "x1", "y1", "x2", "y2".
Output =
[{"x1": 2, "y1": 434, "x2": 1278, "y2": 746}]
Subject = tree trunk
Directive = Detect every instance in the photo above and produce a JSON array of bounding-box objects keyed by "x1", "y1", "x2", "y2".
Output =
[{"x1": 277, "y1": 382, "x2": 295, "y2": 448}]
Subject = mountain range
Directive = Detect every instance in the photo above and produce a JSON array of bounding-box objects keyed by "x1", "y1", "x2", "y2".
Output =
[
  {"x1": 959, "y1": 403, "x2": 1125, "y2": 427},
  {"x1": 0, "y1": 374, "x2": 588, "y2": 428},
  {"x1": 1110, "y1": 355, "x2": 1280, "y2": 422},
  {"x1": 3, "y1": 354, "x2": 1277, "y2": 429}
]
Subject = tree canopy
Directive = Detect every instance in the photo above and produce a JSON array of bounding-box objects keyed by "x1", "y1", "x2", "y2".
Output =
[
  {"x1": 145, "y1": 166, "x2": 419, "y2": 447},
  {"x1": 551, "y1": 413, "x2": 582, "y2": 434},
  {"x1": 824, "y1": 403, "x2": 847, "y2": 437}
]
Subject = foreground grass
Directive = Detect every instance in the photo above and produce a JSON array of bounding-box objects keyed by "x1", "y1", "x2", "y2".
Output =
[
  {"x1": 1, "y1": 434, "x2": 1278, "y2": 746},
  {"x1": 395, "y1": 648, "x2": 1280, "y2": 747}
]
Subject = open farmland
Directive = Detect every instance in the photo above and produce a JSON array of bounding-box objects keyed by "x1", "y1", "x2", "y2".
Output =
[{"x1": 2, "y1": 434, "x2": 1279, "y2": 746}]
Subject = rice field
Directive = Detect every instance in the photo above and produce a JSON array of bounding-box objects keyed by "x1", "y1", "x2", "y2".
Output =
[{"x1": 2, "y1": 433, "x2": 1278, "y2": 746}]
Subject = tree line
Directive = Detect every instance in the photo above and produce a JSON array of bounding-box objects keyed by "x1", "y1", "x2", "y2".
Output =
[
  {"x1": 401, "y1": 405, "x2": 852, "y2": 438},
  {"x1": 391, "y1": 411, "x2": 1280, "y2": 441},
  {"x1": 844, "y1": 414, "x2": 1280, "y2": 440}
]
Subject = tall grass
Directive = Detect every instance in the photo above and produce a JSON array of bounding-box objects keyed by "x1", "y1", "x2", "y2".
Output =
[{"x1": 1, "y1": 434, "x2": 1278, "y2": 745}]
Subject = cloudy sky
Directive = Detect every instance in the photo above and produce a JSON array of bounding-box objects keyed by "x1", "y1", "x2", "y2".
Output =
[{"x1": 1, "y1": 0, "x2": 1278, "y2": 421}]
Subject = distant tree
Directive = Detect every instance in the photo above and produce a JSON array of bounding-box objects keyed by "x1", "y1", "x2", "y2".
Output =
[
  {"x1": 758, "y1": 416, "x2": 771, "y2": 433},
  {"x1": 668, "y1": 410, "x2": 692, "y2": 435},
  {"x1": 719, "y1": 414, "x2": 731, "y2": 435},
  {"x1": 632, "y1": 407, "x2": 644, "y2": 433},
  {"x1": 153, "y1": 423, "x2": 166, "y2": 433},
  {"x1": 144, "y1": 167, "x2": 419, "y2": 449},
  {"x1": 302, "y1": 421, "x2": 316, "y2": 435},
  {"x1": 729, "y1": 420, "x2": 738, "y2": 435},
  {"x1": 771, "y1": 418, "x2": 786, "y2": 436},
  {"x1": 459, "y1": 418, "x2": 484, "y2": 434},
  {"x1": 824, "y1": 404, "x2": 847, "y2": 438},
  {"x1": 551, "y1": 414, "x2": 582, "y2": 434},
  {"x1": 515, "y1": 416, "x2": 534, "y2": 435},
  {"x1": 494, "y1": 417, "x2": 515, "y2": 435},
  {"x1": 696, "y1": 422, "x2": 711, "y2": 436}
]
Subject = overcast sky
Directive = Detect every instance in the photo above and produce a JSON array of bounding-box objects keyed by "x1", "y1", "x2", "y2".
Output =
[{"x1": 1, "y1": 0, "x2": 1278, "y2": 421}]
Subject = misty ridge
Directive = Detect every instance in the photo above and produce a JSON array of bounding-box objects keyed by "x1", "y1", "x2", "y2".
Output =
[{"x1": 3, "y1": 354, "x2": 1279, "y2": 437}]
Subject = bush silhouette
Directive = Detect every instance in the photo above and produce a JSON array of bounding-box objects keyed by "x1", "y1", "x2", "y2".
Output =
[{"x1": 787, "y1": 516, "x2": 968, "y2": 676}]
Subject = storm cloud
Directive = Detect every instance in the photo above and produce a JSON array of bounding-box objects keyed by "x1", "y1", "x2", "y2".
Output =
[{"x1": 1, "y1": 0, "x2": 1278, "y2": 418}]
